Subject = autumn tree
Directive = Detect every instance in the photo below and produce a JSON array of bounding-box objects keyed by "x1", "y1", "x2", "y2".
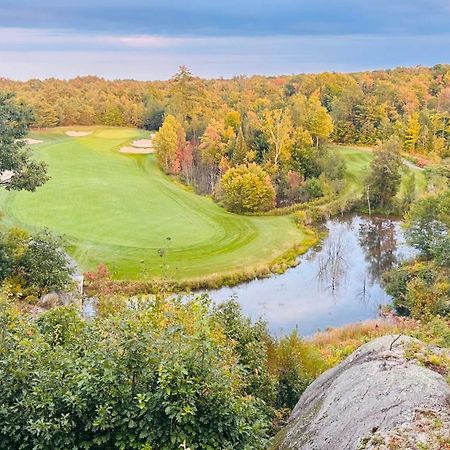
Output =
[
  {"x1": 0, "y1": 93, "x2": 48, "y2": 191},
  {"x1": 199, "y1": 121, "x2": 227, "y2": 192},
  {"x1": 404, "y1": 112, "x2": 421, "y2": 153},
  {"x1": 218, "y1": 163, "x2": 276, "y2": 213},
  {"x1": 262, "y1": 108, "x2": 293, "y2": 167},
  {"x1": 231, "y1": 127, "x2": 248, "y2": 166},
  {"x1": 305, "y1": 91, "x2": 334, "y2": 148},
  {"x1": 153, "y1": 114, "x2": 185, "y2": 174}
]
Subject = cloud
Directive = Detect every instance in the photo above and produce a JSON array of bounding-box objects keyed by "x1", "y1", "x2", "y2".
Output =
[
  {"x1": 0, "y1": 28, "x2": 180, "y2": 51},
  {"x1": 0, "y1": 0, "x2": 449, "y2": 37},
  {"x1": 0, "y1": 1, "x2": 448, "y2": 79},
  {"x1": 115, "y1": 35, "x2": 176, "y2": 48},
  {"x1": 1, "y1": 33, "x2": 449, "y2": 81}
]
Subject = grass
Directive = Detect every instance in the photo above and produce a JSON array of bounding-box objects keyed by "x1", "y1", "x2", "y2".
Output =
[
  {"x1": 330, "y1": 144, "x2": 428, "y2": 198},
  {"x1": 0, "y1": 127, "x2": 307, "y2": 282}
]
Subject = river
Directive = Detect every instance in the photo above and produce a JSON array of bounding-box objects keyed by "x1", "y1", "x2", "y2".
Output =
[{"x1": 201, "y1": 215, "x2": 416, "y2": 336}]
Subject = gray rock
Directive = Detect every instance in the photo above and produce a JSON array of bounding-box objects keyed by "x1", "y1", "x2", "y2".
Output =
[
  {"x1": 273, "y1": 335, "x2": 450, "y2": 450},
  {"x1": 38, "y1": 292, "x2": 61, "y2": 308}
]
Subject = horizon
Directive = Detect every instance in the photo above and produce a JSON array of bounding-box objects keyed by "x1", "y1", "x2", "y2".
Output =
[
  {"x1": 1, "y1": 0, "x2": 450, "y2": 79},
  {"x1": 1, "y1": 62, "x2": 449, "y2": 83}
]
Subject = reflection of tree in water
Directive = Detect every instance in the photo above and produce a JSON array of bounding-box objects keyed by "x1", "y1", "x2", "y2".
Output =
[
  {"x1": 358, "y1": 217, "x2": 398, "y2": 283},
  {"x1": 316, "y1": 230, "x2": 348, "y2": 295}
]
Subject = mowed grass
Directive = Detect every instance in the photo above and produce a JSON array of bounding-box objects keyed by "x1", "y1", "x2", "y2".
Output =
[
  {"x1": 329, "y1": 145, "x2": 427, "y2": 196},
  {"x1": 0, "y1": 127, "x2": 305, "y2": 281}
]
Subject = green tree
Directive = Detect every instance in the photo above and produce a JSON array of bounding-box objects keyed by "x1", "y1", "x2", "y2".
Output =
[
  {"x1": 0, "y1": 93, "x2": 48, "y2": 191},
  {"x1": 364, "y1": 138, "x2": 403, "y2": 210},
  {"x1": 19, "y1": 230, "x2": 73, "y2": 292},
  {"x1": 404, "y1": 190, "x2": 450, "y2": 265},
  {"x1": 218, "y1": 163, "x2": 276, "y2": 213},
  {"x1": 168, "y1": 65, "x2": 208, "y2": 139}
]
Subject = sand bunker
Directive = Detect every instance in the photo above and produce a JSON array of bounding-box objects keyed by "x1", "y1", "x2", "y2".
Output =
[
  {"x1": 119, "y1": 137, "x2": 154, "y2": 154},
  {"x1": 65, "y1": 131, "x2": 93, "y2": 137},
  {"x1": 24, "y1": 138, "x2": 43, "y2": 145},
  {"x1": 119, "y1": 146, "x2": 154, "y2": 154},
  {"x1": 0, "y1": 170, "x2": 14, "y2": 183},
  {"x1": 131, "y1": 139, "x2": 153, "y2": 148}
]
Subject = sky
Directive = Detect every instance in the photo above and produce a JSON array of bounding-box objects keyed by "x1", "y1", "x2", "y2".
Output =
[{"x1": 0, "y1": 0, "x2": 449, "y2": 80}]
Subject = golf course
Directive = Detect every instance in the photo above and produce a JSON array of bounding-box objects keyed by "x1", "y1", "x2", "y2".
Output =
[
  {"x1": 333, "y1": 144, "x2": 428, "y2": 196},
  {"x1": 0, "y1": 127, "x2": 307, "y2": 282}
]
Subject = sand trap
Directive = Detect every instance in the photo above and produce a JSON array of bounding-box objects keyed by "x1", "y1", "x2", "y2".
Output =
[
  {"x1": 24, "y1": 138, "x2": 43, "y2": 145},
  {"x1": 65, "y1": 131, "x2": 93, "y2": 137},
  {"x1": 131, "y1": 139, "x2": 153, "y2": 148},
  {"x1": 119, "y1": 146, "x2": 154, "y2": 154},
  {"x1": 0, "y1": 170, "x2": 14, "y2": 183}
]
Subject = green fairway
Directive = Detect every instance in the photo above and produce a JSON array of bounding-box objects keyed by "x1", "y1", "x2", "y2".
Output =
[
  {"x1": 0, "y1": 127, "x2": 305, "y2": 281},
  {"x1": 329, "y1": 145, "x2": 427, "y2": 196}
]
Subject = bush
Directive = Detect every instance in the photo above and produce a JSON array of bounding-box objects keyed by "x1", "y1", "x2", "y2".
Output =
[
  {"x1": 217, "y1": 163, "x2": 276, "y2": 213},
  {"x1": 293, "y1": 210, "x2": 312, "y2": 227},
  {"x1": 0, "y1": 296, "x2": 269, "y2": 449},
  {"x1": 383, "y1": 262, "x2": 450, "y2": 319},
  {"x1": 303, "y1": 177, "x2": 323, "y2": 200},
  {"x1": 0, "y1": 227, "x2": 73, "y2": 295}
]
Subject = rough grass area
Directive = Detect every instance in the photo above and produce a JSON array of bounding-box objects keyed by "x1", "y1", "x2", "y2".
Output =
[{"x1": 0, "y1": 127, "x2": 306, "y2": 282}]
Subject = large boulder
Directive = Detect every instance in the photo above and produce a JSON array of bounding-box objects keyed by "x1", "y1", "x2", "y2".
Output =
[{"x1": 273, "y1": 335, "x2": 450, "y2": 450}]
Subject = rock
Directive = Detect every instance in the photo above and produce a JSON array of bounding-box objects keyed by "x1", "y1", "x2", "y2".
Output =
[
  {"x1": 273, "y1": 335, "x2": 450, "y2": 450},
  {"x1": 38, "y1": 290, "x2": 81, "y2": 309},
  {"x1": 38, "y1": 292, "x2": 61, "y2": 308}
]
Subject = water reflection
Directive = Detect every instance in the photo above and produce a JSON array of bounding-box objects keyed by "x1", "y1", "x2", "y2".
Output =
[
  {"x1": 359, "y1": 217, "x2": 398, "y2": 282},
  {"x1": 204, "y1": 215, "x2": 416, "y2": 337}
]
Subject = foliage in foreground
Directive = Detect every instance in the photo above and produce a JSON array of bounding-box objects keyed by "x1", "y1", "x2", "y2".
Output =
[
  {"x1": 1, "y1": 290, "x2": 449, "y2": 449},
  {"x1": 0, "y1": 297, "x2": 269, "y2": 450},
  {"x1": 0, "y1": 294, "x2": 331, "y2": 450},
  {"x1": 0, "y1": 227, "x2": 73, "y2": 297}
]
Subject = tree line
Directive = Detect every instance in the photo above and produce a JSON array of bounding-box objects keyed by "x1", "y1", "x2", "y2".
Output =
[{"x1": 1, "y1": 64, "x2": 449, "y2": 157}]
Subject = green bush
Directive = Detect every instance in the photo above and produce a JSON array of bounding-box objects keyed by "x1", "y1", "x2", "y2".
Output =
[
  {"x1": 383, "y1": 261, "x2": 450, "y2": 319},
  {"x1": 0, "y1": 296, "x2": 269, "y2": 450},
  {"x1": 0, "y1": 227, "x2": 73, "y2": 295}
]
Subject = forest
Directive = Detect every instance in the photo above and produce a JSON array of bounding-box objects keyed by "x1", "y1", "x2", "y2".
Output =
[{"x1": 1, "y1": 65, "x2": 449, "y2": 213}]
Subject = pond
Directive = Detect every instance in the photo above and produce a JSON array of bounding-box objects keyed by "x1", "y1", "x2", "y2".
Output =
[{"x1": 203, "y1": 215, "x2": 416, "y2": 336}]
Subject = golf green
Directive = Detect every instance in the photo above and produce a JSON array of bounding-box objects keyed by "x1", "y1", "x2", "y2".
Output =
[{"x1": 0, "y1": 127, "x2": 305, "y2": 281}]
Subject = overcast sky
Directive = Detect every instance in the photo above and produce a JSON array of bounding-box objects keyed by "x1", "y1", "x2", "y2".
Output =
[{"x1": 0, "y1": 0, "x2": 449, "y2": 80}]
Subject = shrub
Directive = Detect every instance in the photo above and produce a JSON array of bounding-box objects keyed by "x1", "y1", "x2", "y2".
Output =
[
  {"x1": 0, "y1": 296, "x2": 269, "y2": 449},
  {"x1": 384, "y1": 262, "x2": 450, "y2": 319},
  {"x1": 293, "y1": 210, "x2": 312, "y2": 227},
  {"x1": 217, "y1": 163, "x2": 276, "y2": 213},
  {"x1": 0, "y1": 227, "x2": 73, "y2": 295},
  {"x1": 303, "y1": 177, "x2": 323, "y2": 200}
]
